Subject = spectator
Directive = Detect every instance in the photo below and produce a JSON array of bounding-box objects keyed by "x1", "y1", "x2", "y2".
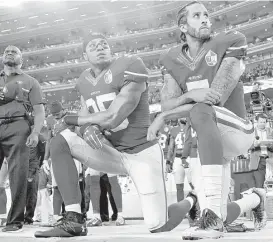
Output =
[
  {"x1": 250, "y1": 113, "x2": 273, "y2": 187},
  {"x1": 0, "y1": 45, "x2": 45, "y2": 232}
]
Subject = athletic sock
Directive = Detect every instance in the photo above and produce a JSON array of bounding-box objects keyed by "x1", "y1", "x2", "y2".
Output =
[
  {"x1": 176, "y1": 183, "x2": 184, "y2": 202},
  {"x1": 65, "y1": 204, "x2": 81, "y2": 214}
]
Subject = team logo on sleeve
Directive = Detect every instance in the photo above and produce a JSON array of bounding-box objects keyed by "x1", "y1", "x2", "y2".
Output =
[
  {"x1": 104, "y1": 69, "x2": 113, "y2": 84},
  {"x1": 205, "y1": 50, "x2": 217, "y2": 66}
]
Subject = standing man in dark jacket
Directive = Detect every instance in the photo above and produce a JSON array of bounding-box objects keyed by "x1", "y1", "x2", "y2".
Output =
[{"x1": 0, "y1": 45, "x2": 45, "y2": 232}]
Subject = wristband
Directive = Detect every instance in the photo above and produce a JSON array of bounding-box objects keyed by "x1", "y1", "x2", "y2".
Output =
[{"x1": 64, "y1": 115, "x2": 79, "y2": 125}]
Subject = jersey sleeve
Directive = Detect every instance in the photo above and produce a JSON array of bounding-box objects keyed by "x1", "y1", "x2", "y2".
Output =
[
  {"x1": 121, "y1": 56, "x2": 148, "y2": 88},
  {"x1": 29, "y1": 78, "x2": 45, "y2": 106},
  {"x1": 224, "y1": 31, "x2": 247, "y2": 60}
]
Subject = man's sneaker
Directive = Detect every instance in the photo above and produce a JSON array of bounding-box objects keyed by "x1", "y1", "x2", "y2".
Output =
[
  {"x1": 182, "y1": 209, "x2": 224, "y2": 240},
  {"x1": 0, "y1": 218, "x2": 7, "y2": 227},
  {"x1": 187, "y1": 192, "x2": 200, "y2": 227},
  {"x1": 252, "y1": 188, "x2": 267, "y2": 231},
  {"x1": 86, "y1": 216, "x2": 102, "y2": 227},
  {"x1": 2, "y1": 224, "x2": 23, "y2": 232},
  {"x1": 34, "y1": 211, "x2": 87, "y2": 238},
  {"x1": 113, "y1": 216, "x2": 125, "y2": 226}
]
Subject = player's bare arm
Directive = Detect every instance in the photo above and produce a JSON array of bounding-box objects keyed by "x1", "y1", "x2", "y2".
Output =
[
  {"x1": 147, "y1": 104, "x2": 195, "y2": 141},
  {"x1": 211, "y1": 57, "x2": 245, "y2": 106},
  {"x1": 70, "y1": 81, "x2": 146, "y2": 130},
  {"x1": 31, "y1": 104, "x2": 45, "y2": 134},
  {"x1": 161, "y1": 73, "x2": 221, "y2": 112},
  {"x1": 161, "y1": 74, "x2": 191, "y2": 111}
]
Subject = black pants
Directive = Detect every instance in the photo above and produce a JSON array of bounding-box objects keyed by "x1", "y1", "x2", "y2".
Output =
[
  {"x1": 252, "y1": 157, "x2": 266, "y2": 188},
  {"x1": 0, "y1": 120, "x2": 30, "y2": 226},
  {"x1": 100, "y1": 174, "x2": 118, "y2": 221},
  {"x1": 85, "y1": 174, "x2": 119, "y2": 221},
  {"x1": 24, "y1": 170, "x2": 39, "y2": 223}
]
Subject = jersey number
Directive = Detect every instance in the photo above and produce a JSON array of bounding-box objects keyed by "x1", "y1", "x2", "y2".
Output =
[
  {"x1": 85, "y1": 92, "x2": 129, "y2": 132},
  {"x1": 159, "y1": 134, "x2": 168, "y2": 149},
  {"x1": 175, "y1": 132, "x2": 184, "y2": 149}
]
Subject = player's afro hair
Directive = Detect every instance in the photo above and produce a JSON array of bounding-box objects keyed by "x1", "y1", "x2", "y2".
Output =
[{"x1": 82, "y1": 32, "x2": 107, "y2": 52}]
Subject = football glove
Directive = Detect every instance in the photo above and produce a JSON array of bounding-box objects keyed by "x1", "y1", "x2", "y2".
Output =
[{"x1": 79, "y1": 124, "x2": 111, "y2": 150}]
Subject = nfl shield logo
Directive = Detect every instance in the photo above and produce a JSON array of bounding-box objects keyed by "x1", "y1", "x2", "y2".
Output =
[
  {"x1": 104, "y1": 69, "x2": 112, "y2": 84},
  {"x1": 205, "y1": 50, "x2": 217, "y2": 66}
]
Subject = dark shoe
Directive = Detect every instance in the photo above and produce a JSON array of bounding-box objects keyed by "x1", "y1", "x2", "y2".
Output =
[
  {"x1": 34, "y1": 211, "x2": 87, "y2": 238},
  {"x1": 187, "y1": 191, "x2": 200, "y2": 227},
  {"x1": 24, "y1": 218, "x2": 34, "y2": 225},
  {"x1": 2, "y1": 224, "x2": 23, "y2": 232},
  {"x1": 111, "y1": 213, "x2": 117, "y2": 221}
]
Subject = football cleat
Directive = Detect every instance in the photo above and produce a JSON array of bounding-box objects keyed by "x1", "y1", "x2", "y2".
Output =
[
  {"x1": 252, "y1": 188, "x2": 267, "y2": 231},
  {"x1": 182, "y1": 209, "x2": 224, "y2": 240},
  {"x1": 224, "y1": 222, "x2": 250, "y2": 232},
  {"x1": 34, "y1": 211, "x2": 87, "y2": 238},
  {"x1": 199, "y1": 208, "x2": 224, "y2": 232},
  {"x1": 187, "y1": 192, "x2": 201, "y2": 227}
]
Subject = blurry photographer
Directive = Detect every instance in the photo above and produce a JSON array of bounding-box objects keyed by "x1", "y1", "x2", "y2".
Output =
[{"x1": 250, "y1": 113, "x2": 273, "y2": 187}]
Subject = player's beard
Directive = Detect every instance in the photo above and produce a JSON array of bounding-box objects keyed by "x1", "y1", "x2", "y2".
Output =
[
  {"x1": 95, "y1": 58, "x2": 112, "y2": 71},
  {"x1": 3, "y1": 57, "x2": 21, "y2": 68},
  {"x1": 3, "y1": 59, "x2": 18, "y2": 67},
  {"x1": 187, "y1": 25, "x2": 211, "y2": 41}
]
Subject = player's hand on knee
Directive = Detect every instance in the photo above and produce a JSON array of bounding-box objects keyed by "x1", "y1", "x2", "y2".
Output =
[
  {"x1": 80, "y1": 124, "x2": 104, "y2": 150},
  {"x1": 147, "y1": 115, "x2": 164, "y2": 141}
]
